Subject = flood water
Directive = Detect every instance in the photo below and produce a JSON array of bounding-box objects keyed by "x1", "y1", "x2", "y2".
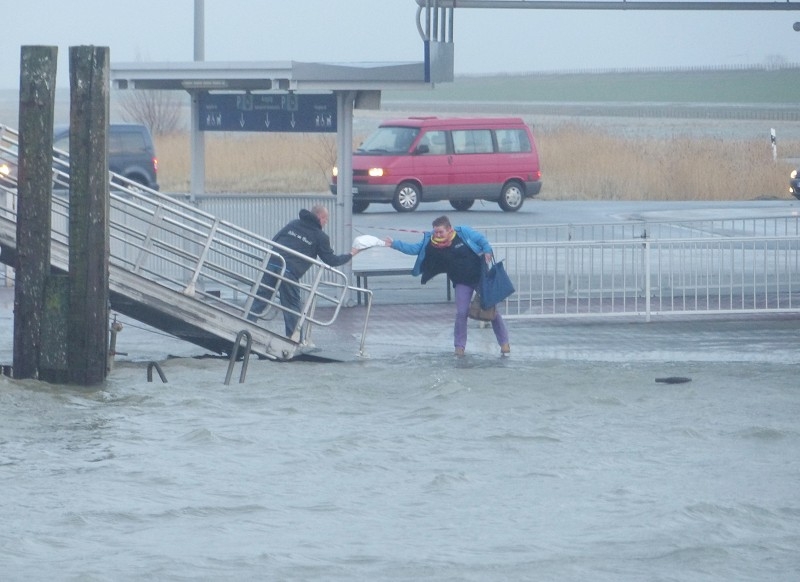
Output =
[
  {"x1": 2, "y1": 321, "x2": 798, "y2": 581},
  {"x1": 2, "y1": 76, "x2": 800, "y2": 580}
]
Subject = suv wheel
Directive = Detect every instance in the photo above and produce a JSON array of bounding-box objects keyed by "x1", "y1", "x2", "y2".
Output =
[
  {"x1": 498, "y1": 181, "x2": 524, "y2": 212},
  {"x1": 392, "y1": 182, "x2": 420, "y2": 212}
]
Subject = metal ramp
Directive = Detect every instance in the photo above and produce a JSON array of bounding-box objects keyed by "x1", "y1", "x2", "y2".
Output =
[{"x1": 0, "y1": 124, "x2": 371, "y2": 362}]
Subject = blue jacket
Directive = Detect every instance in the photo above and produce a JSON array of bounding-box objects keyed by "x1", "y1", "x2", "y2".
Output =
[{"x1": 391, "y1": 225, "x2": 493, "y2": 284}]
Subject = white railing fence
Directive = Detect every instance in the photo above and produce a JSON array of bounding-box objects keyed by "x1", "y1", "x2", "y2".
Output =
[
  {"x1": 5, "y1": 122, "x2": 800, "y2": 326},
  {"x1": 496, "y1": 235, "x2": 800, "y2": 320},
  {"x1": 483, "y1": 216, "x2": 800, "y2": 244}
]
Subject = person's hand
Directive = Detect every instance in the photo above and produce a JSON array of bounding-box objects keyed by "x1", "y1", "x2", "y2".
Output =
[
  {"x1": 351, "y1": 247, "x2": 360, "y2": 256},
  {"x1": 383, "y1": 237, "x2": 393, "y2": 247},
  {"x1": 484, "y1": 253, "x2": 493, "y2": 264}
]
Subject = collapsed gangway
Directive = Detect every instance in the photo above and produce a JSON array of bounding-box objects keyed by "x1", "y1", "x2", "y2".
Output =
[{"x1": 0, "y1": 124, "x2": 372, "y2": 362}]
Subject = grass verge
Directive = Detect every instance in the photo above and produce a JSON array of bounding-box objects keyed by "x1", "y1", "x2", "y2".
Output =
[{"x1": 155, "y1": 122, "x2": 798, "y2": 201}]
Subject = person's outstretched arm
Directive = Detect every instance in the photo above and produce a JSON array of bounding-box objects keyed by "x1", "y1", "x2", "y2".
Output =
[{"x1": 383, "y1": 236, "x2": 424, "y2": 256}]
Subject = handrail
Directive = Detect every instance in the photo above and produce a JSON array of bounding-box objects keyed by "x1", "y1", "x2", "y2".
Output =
[
  {"x1": 225, "y1": 330, "x2": 253, "y2": 385},
  {"x1": 493, "y1": 234, "x2": 800, "y2": 320},
  {"x1": 0, "y1": 123, "x2": 372, "y2": 358},
  {"x1": 147, "y1": 361, "x2": 168, "y2": 383}
]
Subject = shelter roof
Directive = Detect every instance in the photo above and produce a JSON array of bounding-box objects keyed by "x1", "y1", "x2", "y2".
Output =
[{"x1": 111, "y1": 60, "x2": 430, "y2": 92}]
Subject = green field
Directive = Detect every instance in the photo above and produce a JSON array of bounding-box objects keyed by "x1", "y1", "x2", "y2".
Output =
[{"x1": 385, "y1": 66, "x2": 800, "y2": 104}]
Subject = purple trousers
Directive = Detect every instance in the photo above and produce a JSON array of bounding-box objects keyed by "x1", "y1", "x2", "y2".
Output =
[{"x1": 453, "y1": 283, "x2": 509, "y2": 350}]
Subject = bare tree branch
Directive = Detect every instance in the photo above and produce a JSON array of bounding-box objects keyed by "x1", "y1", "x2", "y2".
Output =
[{"x1": 116, "y1": 90, "x2": 184, "y2": 135}]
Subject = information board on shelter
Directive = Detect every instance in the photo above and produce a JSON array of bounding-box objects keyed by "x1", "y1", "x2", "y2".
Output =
[{"x1": 199, "y1": 93, "x2": 337, "y2": 133}]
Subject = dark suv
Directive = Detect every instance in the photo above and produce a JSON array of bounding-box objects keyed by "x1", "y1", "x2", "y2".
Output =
[{"x1": 53, "y1": 123, "x2": 159, "y2": 191}]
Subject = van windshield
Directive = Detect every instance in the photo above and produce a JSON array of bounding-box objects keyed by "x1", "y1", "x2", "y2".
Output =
[{"x1": 357, "y1": 126, "x2": 419, "y2": 154}]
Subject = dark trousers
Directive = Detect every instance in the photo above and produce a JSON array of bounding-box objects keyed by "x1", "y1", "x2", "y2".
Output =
[{"x1": 250, "y1": 262, "x2": 302, "y2": 338}]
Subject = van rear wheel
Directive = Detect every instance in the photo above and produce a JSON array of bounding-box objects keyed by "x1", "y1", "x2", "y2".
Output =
[
  {"x1": 498, "y1": 181, "x2": 524, "y2": 212},
  {"x1": 352, "y1": 201, "x2": 370, "y2": 213},
  {"x1": 450, "y1": 200, "x2": 474, "y2": 211},
  {"x1": 392, "y1": 182, "x2": 420, "y2": 212}
]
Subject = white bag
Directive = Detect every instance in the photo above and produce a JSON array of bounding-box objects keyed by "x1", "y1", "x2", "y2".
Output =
[{"x1": 352, "y1": 235, "x2": 385, "y2": 250}]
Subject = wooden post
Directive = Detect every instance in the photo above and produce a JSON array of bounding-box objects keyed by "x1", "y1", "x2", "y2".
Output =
[
  {"x1": 12, "y1": 46, "x2": 58, "y2": 380},
  {"x1": 67, "y1": 46, "x2": 110, "y2": 385},
  {"x1": 39, "y1": 274, "x2": 70, "y2": 383}
]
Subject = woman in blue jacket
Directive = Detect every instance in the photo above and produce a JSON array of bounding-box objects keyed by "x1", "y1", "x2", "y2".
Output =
[{"x1": 384, "y1": 215, "x2": 510, "y2": 356}]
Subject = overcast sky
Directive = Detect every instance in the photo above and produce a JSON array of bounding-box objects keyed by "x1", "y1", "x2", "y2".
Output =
[{"x1": 3, "y1": 0, "x2": 800, "y2": 89}]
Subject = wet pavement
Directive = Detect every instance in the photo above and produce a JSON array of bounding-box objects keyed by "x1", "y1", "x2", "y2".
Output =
[
  {"x1": 312, "y1": 284, "x2": 800, "y2": 365},
  {"x1": 336, "y1": 199, "x2": 800, "y2": 365},
  {"x1": 0, "y1": 257, "x2": 796, "y2": 367},
  {"x1": 2, "y1": 199, "x2": 799, "y2": 367}
]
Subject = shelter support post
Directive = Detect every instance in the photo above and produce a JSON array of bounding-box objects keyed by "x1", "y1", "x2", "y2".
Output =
[
  {"x1": 190, "y1": 90, "x2": 206, "y2": 200},
  {"x1": 335, "y1": 90, "x2": 355, "y2": 298}
]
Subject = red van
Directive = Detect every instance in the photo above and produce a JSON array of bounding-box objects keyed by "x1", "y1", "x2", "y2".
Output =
[{"x1": 331, "y1": 116, "x2": 542, "y2": 213}]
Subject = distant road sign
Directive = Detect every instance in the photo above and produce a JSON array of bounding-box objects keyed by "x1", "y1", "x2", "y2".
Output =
[{"x1": 199, "y1": 92, "x2": 337, "y2": 133}]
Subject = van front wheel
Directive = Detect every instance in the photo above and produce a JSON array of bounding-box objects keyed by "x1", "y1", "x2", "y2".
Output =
[
  {"x1": 498, "y1": 181, "x2": 524, "y2": 212},
  {"x1": 392, "y1": 182, "x2": 421, "y2": 212}
]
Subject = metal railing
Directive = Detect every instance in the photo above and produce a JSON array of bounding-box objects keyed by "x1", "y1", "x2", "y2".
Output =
[
  {"x1": 1, "y1": 124, "x2": 371, "y2": 350},
  {"x1": 6, "y1": 122, "x2": 799, "y2": 328},
  {"x1": 113, "y1": 187, "x2": 368, "y2": 343},
  {"x1": 495, "y1": 235, "x2": 800, "y2": 320},
  {"x1": 482, "y1": 216, "x2": 800, "y2": 244}
]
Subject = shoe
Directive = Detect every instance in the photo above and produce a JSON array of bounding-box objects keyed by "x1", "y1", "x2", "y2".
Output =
[
  {"x1": 500, "y1": 343, "x2": 511, "y2": 355},
  {"x1": 454, "y1": 347, "x2": 465, "y2": 357}
]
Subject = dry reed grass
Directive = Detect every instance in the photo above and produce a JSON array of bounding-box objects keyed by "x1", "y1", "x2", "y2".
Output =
[
  {"x1": 154, "y1": 124, "x2": 799, "y2": 200},
  {"x1": 537, "y1": 123, "x2": 798, "y2": 201},
  {"x1": 155, "y1": 132, "x2": 337, "y2": 193}
]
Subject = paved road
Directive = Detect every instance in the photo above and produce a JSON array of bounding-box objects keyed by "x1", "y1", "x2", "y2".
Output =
[
  {"x1": 353, "y1": 198, "x2": 799, "y2": 231},
  {"x1": 350, "y1": 197, "x2": 800, "y2": 272}
]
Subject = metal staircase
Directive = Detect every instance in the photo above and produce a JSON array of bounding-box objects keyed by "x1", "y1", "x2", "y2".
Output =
[{"x1": 0, "y1": 124, "x2": 372, "y2": 362}]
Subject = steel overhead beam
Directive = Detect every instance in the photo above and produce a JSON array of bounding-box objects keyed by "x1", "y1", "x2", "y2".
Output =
[{"x1": 416, "y1": 0, "x2": 800, "y2": 10}]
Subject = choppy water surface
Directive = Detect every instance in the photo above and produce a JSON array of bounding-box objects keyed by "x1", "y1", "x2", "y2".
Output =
[{"x1": 2, "y1": 352, "x2": 798, "y2": 581}]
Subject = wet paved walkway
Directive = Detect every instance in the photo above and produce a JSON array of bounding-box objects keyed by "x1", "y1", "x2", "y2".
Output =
[
  {"x1": 0, "y1": 273, "x2": 797, "y2": 368},
  {"x1": 311, "y1": 281, "x2": 800, "y2": 365}
]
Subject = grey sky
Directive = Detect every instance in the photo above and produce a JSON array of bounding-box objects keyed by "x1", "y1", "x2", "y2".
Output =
[{"x1": 3, "y1": 0, "x2": 800, "y2": 89}]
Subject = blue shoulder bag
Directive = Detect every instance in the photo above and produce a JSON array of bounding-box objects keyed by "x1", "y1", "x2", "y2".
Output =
[{"x1": 479, "y1": 258, "x2": 515, "y2": 309}]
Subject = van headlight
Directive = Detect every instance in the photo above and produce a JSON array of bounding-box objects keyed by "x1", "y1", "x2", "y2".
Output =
[
  {"x1": 332, "y1": 166, "x2": 338, "y2": 177},
  {"x1": 792, "y1": 169, "x2": 798, "y2": 180},
  {"x1": 368, "y1": 167, "x2": 384, "y2": 177}
]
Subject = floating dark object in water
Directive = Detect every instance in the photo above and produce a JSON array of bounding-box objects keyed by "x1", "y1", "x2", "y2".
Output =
[{"x1": 655, "y1": 376, "x2": 692, "y2": 384}]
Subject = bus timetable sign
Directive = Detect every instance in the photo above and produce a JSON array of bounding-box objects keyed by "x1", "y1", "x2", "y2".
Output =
[{"x1": 198, "y1": 92, "x2": 337, "y2": 133}]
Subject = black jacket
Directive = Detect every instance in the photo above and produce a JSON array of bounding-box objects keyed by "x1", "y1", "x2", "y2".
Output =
[{"x1": 272, "y1": 209, "x2": 352, "y2": 278}]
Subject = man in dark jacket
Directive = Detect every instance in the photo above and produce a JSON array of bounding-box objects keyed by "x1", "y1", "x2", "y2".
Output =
[{"x1": 249, "y1": 205, "x2": 358, "y2": 340}]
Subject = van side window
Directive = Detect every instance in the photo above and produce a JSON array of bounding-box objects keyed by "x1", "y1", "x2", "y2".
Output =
[
  {"x1": 496, "y1": 129, "x2": 532, "y2": 153},
  {"x1": 418, "y1": 130, "x2": 448, "y2": 155},
  {"x1": 452, "y1": 129, "x2": 493, "y2": 154}
]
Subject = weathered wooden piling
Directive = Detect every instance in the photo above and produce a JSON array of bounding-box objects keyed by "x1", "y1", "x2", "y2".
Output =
[
  {"x1": 12, "y1": 45, "x2": 111, "y2": 385},
  {"x1": 13, "y1": 46, "x2": 58, "y2": 380},
  {"x1": 66, "y1": 46, "x2": 111, "y2": 386}
]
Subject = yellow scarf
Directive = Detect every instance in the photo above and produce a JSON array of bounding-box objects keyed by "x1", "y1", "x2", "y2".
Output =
[{"x1": 431, "y1": 230, "x2": 456, "y2": 248}]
